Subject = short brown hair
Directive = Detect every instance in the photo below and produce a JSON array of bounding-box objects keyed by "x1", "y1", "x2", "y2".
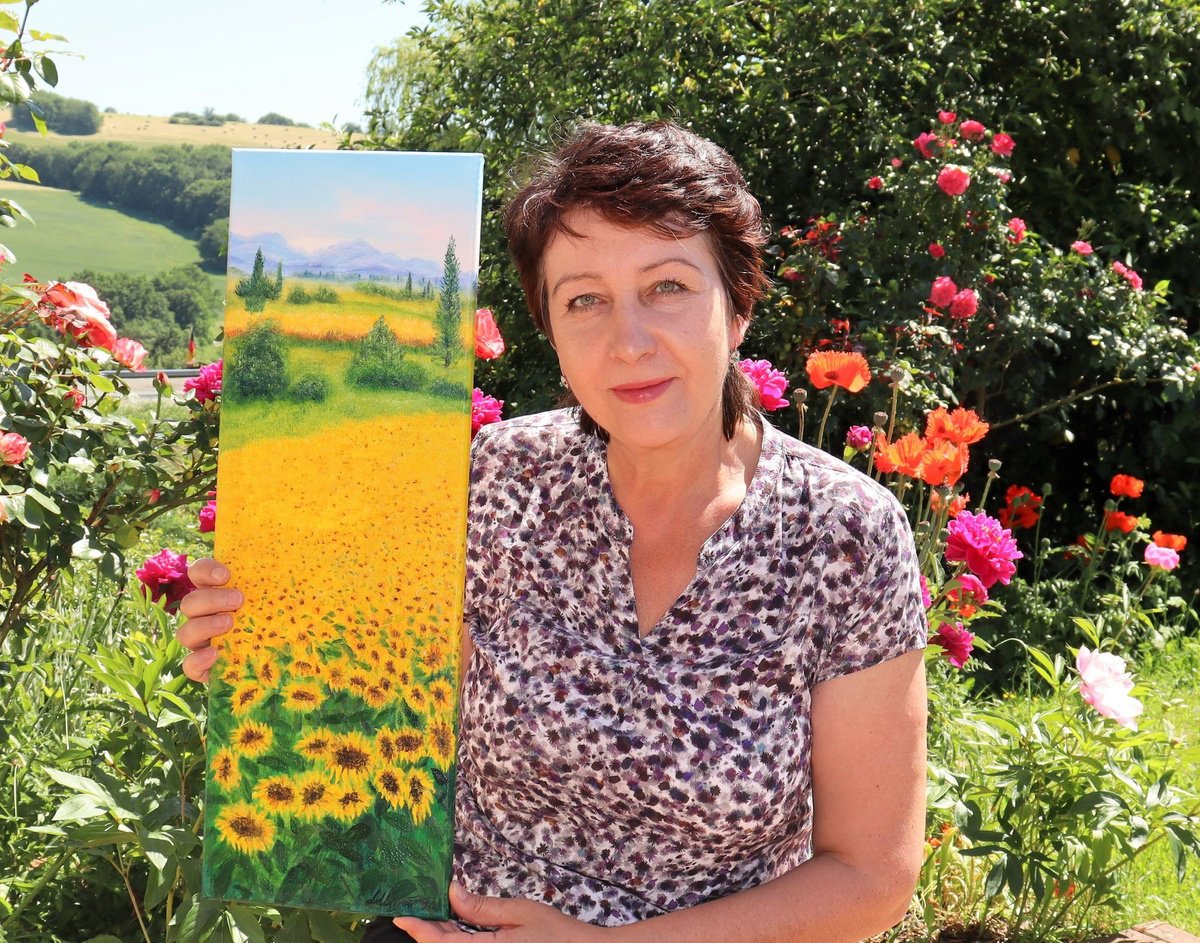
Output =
[{"x1": 503, "y1": 120, "x2": 770, "y2": 440}]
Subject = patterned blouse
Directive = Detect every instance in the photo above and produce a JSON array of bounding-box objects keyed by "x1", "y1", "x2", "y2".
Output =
[{"x1": 452, "y1": 409, "x2": 926, "y2": 927}]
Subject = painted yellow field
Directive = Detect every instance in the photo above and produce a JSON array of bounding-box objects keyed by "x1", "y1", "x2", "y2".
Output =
[
  {"x1": 225, "y1": 308, "x2": 436, "y2": 345},
  {"x1": 1, "y1": 110, "x2": 343, "y2": 149},
  {"x1": 208, "y1": 410, "x2": 470, "y2": 844}
]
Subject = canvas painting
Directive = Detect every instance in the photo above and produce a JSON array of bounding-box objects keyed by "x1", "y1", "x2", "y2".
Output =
[{"x1": 202, "y1": 149, "x2": 484, "y2": 916}]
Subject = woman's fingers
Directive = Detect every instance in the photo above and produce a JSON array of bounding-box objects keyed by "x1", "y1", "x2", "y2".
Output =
[
  {"x1": 178, "y1": 587, "x2": 244, "y2": 622},
  {"x1": 182, "y1": 646, "x2": 219, "y2": 683},
  {"x1": 176, "y1": 610, "x2": 234, "y2": 651},
  {"x1": 187, "y1": 557, "x2": 231, "y2": 588}
]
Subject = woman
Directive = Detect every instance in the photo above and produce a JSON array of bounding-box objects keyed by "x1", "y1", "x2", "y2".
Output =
[{"x1": 179, "y1": 121, "x2": 928, "y2": 943}]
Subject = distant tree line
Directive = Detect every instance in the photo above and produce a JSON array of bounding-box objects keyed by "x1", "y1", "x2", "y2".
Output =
[
  {"x1": 9, "y1": 90, "x2": 102, "y2": 136},
  {"x1": 4, "y1": 139, "x2": 231, "y2": 269},
  {"x1": 169, "y1": 108, "x2": 244, "y2": 126}
]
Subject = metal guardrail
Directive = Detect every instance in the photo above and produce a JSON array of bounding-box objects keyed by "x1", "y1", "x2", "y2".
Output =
[{"x1": 105, "y1": 369, "x2": 204, "y2": 379}]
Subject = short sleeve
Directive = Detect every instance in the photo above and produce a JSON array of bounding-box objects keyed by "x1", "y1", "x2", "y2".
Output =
[{"x1": 813, "y1": 486, "x2": 927, "y2": 684}]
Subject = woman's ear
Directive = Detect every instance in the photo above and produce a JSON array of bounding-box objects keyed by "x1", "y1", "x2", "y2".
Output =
[{"x1": 730, "y1": 313, "x2": 750, "y2": 351}]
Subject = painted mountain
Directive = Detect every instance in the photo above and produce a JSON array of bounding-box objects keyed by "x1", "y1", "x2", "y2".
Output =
[{"x1": 228, "y1": 231, "x2": 478, "y2": 286}]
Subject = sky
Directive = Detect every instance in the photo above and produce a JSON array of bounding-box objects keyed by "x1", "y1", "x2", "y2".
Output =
[
  {"x1": 231, "y1": 150, "x2": 483, "y2": 265},
  {"x1": 31, "y1": 0, "x2": 428, "y2": 127}
]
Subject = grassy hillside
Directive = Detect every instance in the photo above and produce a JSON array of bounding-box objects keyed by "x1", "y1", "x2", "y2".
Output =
[
  {"x1": 1, "y1": 110, "x2": 342, "y2": 149},
  {"x1": 0, "y1": 179, "x2": 205, "y2": 281}
]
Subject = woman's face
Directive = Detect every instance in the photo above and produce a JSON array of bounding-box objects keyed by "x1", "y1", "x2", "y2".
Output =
[{"x1": 543, "y1": 208, "x2": 746, "y2": 452}]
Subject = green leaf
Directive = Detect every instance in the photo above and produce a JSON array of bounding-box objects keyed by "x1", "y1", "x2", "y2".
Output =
[
  {"x1": 114, "y1": 523, "x2": 140, "y2": 548},
  {"x1": 13, "y1": 162, "x2": 40, "y2": 182},
  {"x1": 37, "y1": 54, "x2": 57, "y2": 86},
  {"x1": 24, "y1": 487, "x2": 61, "y2": 514},
  {"x1": 227, "y1": 904, "x2": 268, "y2": 943},
  {"x1": 984, "y1": 858, "x2": 1005, "y2": 898},
  {"x1": 53, "y1": 794, "x2": 110, "y2": 823},
  {"x1": 0, "y1": 10, "x2": 18, "y2": 30}
]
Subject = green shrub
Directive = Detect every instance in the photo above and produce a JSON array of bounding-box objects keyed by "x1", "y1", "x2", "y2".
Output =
[
  {"x1": 226, "y1": 320, "x2": 289, "y2": 400},
  {"x1": 312, "y1": 285, "x2": 339, "y2": 304},
  {"x1": 345, "y1": 317, "x2": 425, "y2": 390},
  {"x1": 9, "y1": 90, "x2": 102, "y2": 135},
  {"x1": 287, "y1": 284, "x2": 311, "y2": 305},
  {"x1": 355, "y1": 280, "x2": 405, "y2": 301},
  {"x1": 289, "y1": 372, "x2": 331, "y2": 403},
  {"x1": 427, "y1": 377, "x2": 468, "y2": 400}
]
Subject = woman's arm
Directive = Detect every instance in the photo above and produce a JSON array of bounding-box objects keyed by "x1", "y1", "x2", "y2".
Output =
[{"x1": 397, "y1": 648, "x2": 926, "y2": 943}]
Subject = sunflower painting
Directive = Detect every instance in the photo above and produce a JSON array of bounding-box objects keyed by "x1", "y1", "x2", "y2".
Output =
[{"x1": 202, "y1": 150, "x2": 483, "y2": 917}]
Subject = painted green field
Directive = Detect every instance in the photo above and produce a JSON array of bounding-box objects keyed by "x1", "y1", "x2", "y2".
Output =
[{"x1": 0, "y1": 179, "x2": 203, "y2": 280}]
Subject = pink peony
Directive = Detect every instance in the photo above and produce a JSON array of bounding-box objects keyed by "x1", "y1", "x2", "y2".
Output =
[
  {"x1": 1111, "y1": 261, "x2": 1143, "y2": 291},
  {"x1": 40, "y1": 281, "x2": 118, "y2": 351},
  {"x1": 919, "y1": 574, "x2": 933, "y2": 610},
  {"x1": 471, "y1": 388, "x2": 504, "y2": 437},
  {"x1": 949, "y1": 288, "x2": 979, "y2": 319},
  {"x1": 112, "y1": 337, "x2": 148, "y2": 371},
  {"x1": 738, "y1": 358, "x2": 789, "y2": 412},
  {"x1": 947, "y1": 573, "x2": 989, "y2": 608},
  {"x1": 474, "y1": 308, "x2": 505, "y2": 360},
  {"x1": 867, "y1": 176, "x2": 883, "y2": 191},
  {"x1": 932, "y1": 622, "x2": 975, "y2": 668},
  {"x1": 959, "y1": 120, "x2": 986, "y2": 141},
  {"x1": 937, "y1": 165, "x2": 971, "y2": 197},
  {"x1": 1007, "y1": 218, "x2": 1027, "y2": 244},
  {"x1": 938, "y1": 110, "x2": 957, "y2": 125},
  {"x1": 135, "y1": 548, "x2": 197, "y2": 613},
  {"x1": 913, "y1": 131, "x2": 939, "y2": 159},
  {"x1": 0, "y1": 431, "x2": 31, "y2": 465},
  {"x1": 1144, "y1": 543, "x2": 1179, "y2": 571},
  {"x1": 945, "y1": 511, "x2": 1023, "y2": 588},
  {"x1": 929, "y1": 276, "x2": 959, "y2": 308},
  {"x1": 846, "y1": 425, "x2": 873, "y2": 451},
  {"x1": 184, "y1": 359, "x2": 222, "y2": 403},
  {"x1": 1071, "y1": 240, "x2": 1094, "y2": 256},
  {"x1": 199, "y1": 492, "x2": 217, "y2": 534},
  {"x1": 1076, "y1": 645, "x2": 1143, "y2": 730},
  {"x1": 990, "y1": 132, "x2": 1016, "y2": 157}
]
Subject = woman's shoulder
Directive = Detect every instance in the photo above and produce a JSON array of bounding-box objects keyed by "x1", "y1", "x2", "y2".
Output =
[{"x1": 472, "y1": 408, "x2": 584, "y2": 461}]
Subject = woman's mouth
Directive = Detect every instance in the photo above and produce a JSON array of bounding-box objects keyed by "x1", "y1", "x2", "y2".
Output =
[{"x1": 611, "y1": 378, "x2": 673, "y2": 404}]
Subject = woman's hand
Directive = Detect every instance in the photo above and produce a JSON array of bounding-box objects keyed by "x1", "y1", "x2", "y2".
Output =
[
  {"x1": 392, "y1": 882, "x2": 604, "y2": 943},
  {"x1": 176, "y1": 558, "x2": 244, "y2": 683}
]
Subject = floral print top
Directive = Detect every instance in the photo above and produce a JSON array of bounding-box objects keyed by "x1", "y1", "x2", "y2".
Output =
[{"x1": 453, "y1": 409, "x2": 926, "y2": 927}]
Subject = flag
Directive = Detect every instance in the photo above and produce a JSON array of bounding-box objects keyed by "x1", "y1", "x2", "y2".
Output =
[{"x1": 186, "y1": 324, "x2": 196, "y2": 365}]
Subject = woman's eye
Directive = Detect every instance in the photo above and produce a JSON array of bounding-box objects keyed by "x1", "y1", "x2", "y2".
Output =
[
  {"x1": 654, "y1": 279, "x2": 686, "y2": 295},
  {"x1": 566, "y1": 293, "x2": 599, "y2": 310}
]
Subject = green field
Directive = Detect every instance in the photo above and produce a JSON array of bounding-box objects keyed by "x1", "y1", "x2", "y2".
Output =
[{"x1": 0, "y1": 179, "x2": 204, "y2": 281}]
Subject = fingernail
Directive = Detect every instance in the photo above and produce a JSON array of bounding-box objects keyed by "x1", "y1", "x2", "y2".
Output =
[
  {"x1": 214, "y1": 565, "x2": 229, "y2": 581},
  {"x1": 202, "y1": 647, "x2": 219, "y2": 665}
]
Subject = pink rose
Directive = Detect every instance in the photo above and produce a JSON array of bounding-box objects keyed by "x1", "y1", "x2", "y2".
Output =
[
  {"x1": 1071, "y1": 241, "x2": 1094, "y2": 256},
  {"x1": 890, "y1": 157, "x2": 903, "y2": 168},
  {"x1": 474, "y1": 308, "x2": 505, "y2": 360},
  {"x1": 937, "y1": 165, "x2": 971, "y2": 197},
  {"x1": 40, "y1": 281, "x2": 118, "y2": 351},
  {"x1": 147, "y1": 489, "x2": 162, "y2": 505},
  {"x1": 846, "y1": 425, "x2": 873, "y2": 451},
  {"x1": 1076, "y1": 645, "x2": 1143, "y2": 730},
  {"x1": 867, "y1": 176, "x2": 883, "y2": 191},
  {"x1": 945, "y1": 511, "x2": 1022, "y2": 588},
  {"x1": 932, "y1": 622, "x2": 975, "y2": 668},
  {"x1": 994, "y1": 169, "x2": 1013, "y2": 184},
  {"x1": 184, "y1": 359, "x2": 223, "y2": 404},
  {"x1": 1144, "y1": 543, "x2": 1179, "y2": 571},
  {"x1": 929, "y1": 276, "x2": 958, "y2": 309},
  {"x1": 990, "y1": 133, "x2": 1016, "y2": 157},
  {"x1": 0, "y1": 431, "x2": 31, "y2": 465},
  {"x1": 938, "y1": 110, "x2": 957, "y2": 125},
  {"x1": 199, "y1": 496, "x2": 217, "y2": 533},
  {"x1": 1007, "y1": 218, "x2": 1027, "y2": 244},
  {"x1": 1111, "y1": 261, "x2": 1143, "y2": 291},
  {"x1": 959, "y1": 120, "x2": 986, "y2": 141},
  {"x1": 64, "y1": 389, "x2": 86, "y2": 409},
  {"x1": 135, "y1": 548, "x2": 197, "y2": 613},
  {"x1": 738, "y1": 358, "x2": 789, "y2": 412},
  {"x1": 928, "y1": 243, "x2": 946, "y2": 259},
  {"x1": 949, "y1": 288, "x2": 979, "y2": 319},
  {"x1": 919, "y1": 574, "x2": 933, "y2": 610},
  {"x1": 112, "y1": 337, "x2": 148, "y2": 371},
  {"x1": 913, "y1": 131, "x2": 939, "y2": 159},
  {"x1": 471, "y1": 387, "x2": 504, "y2": 437}
]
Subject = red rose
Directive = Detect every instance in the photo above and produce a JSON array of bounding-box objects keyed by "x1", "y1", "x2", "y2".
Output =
[
  {"x1": 913, "y1": 131, "x2": 939, "y2": 159},
  {"x1": 937, "y1": 166, "x2": 971, "y2": 196},
  {"x1": 938, "y1": 110, "x2": 957, "y2": 125},
  {"x1": 929, "y1": 276, "x2": 958, "y2": 309},
  {"x1": 949, "y1": 289, "x2": 979, "y2": 319},
  {"x1": 928, "y1": 243, "x2": 946, "y2": 259},
  {"x1": 960, "y1": 120, "x2": 986, "y2": 141},
  {"x1": 991, "y1": 133, "x2": 1015, "y2": 157},
  {"x1": 867, "y1": 176, "x2": 883, "y2": 190},
  {"x1": 1007, "y1": 217, "x2": 1027, "y2": 244},
  {"x1": 64, "y1": 388, "x2": 86, "y2": 409}
]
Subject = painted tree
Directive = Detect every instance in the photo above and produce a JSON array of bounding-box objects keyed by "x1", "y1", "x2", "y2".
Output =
[
  {"x1": 405, "y1": 272, "x2": 413, "y2": 298},
  {"x1": 434, "y1": 236, "x2": 462, "y2": 367},
  {"x1": 234, "y1": 248, "x2": 279, "y2": 313}
]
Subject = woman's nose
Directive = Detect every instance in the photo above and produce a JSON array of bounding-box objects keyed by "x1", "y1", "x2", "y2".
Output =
[{"x1": 609, "y1": 295, "x2": 655, "y2": 362}]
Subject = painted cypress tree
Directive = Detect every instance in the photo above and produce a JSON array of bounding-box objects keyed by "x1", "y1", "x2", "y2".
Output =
[
  {"x1": 434, "y1": 236, "x2": 462, "y2": 367},
  {"x1": 234, "y1": 247, "x2": 275, "y2": 312},
  {"x1": 405, "y1": 272, "x2": 413, "y2": 298},
  {"x1": 268, "y1": 261, "x2": 284, "y2": 300}
]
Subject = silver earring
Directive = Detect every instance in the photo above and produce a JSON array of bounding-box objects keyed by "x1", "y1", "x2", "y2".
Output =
[{"x1": 560, "y1": 374, "x2": 570, "y2": 390}]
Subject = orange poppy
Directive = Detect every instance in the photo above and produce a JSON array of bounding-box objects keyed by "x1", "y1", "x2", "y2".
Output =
[
  {"x1": 1104, "y1": 510, "x2": 1139, "y2": 534},
  {"x1": 930, "y1": 490, "x2": 969, "y2": 517},
  {"x1": 1152, "y1": 531, "x2": 1186, "y2": 552},
  {"x1": 805, "y1": 351, "x2": 871, "y2": 393},
  {"x1": 919, "y1": 440, "x2": 969, "y2": 487},
  {"x1": 874, "y1": 432, "x2": 928, "y2": 478},
  {"x1": 925, "y1": 406, "x2": 989, "y2": 445},
  {"x1": 1110, "y1": 474, "x2": 1144, "y2": 498}
]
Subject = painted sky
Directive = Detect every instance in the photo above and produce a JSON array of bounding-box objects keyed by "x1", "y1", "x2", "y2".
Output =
[
  {"x1": 230, "y1": 150, "x2": 484, "y2": 265},
  {"x1": 34, "y1": 0, "x2": 426, "y2": 127}
]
